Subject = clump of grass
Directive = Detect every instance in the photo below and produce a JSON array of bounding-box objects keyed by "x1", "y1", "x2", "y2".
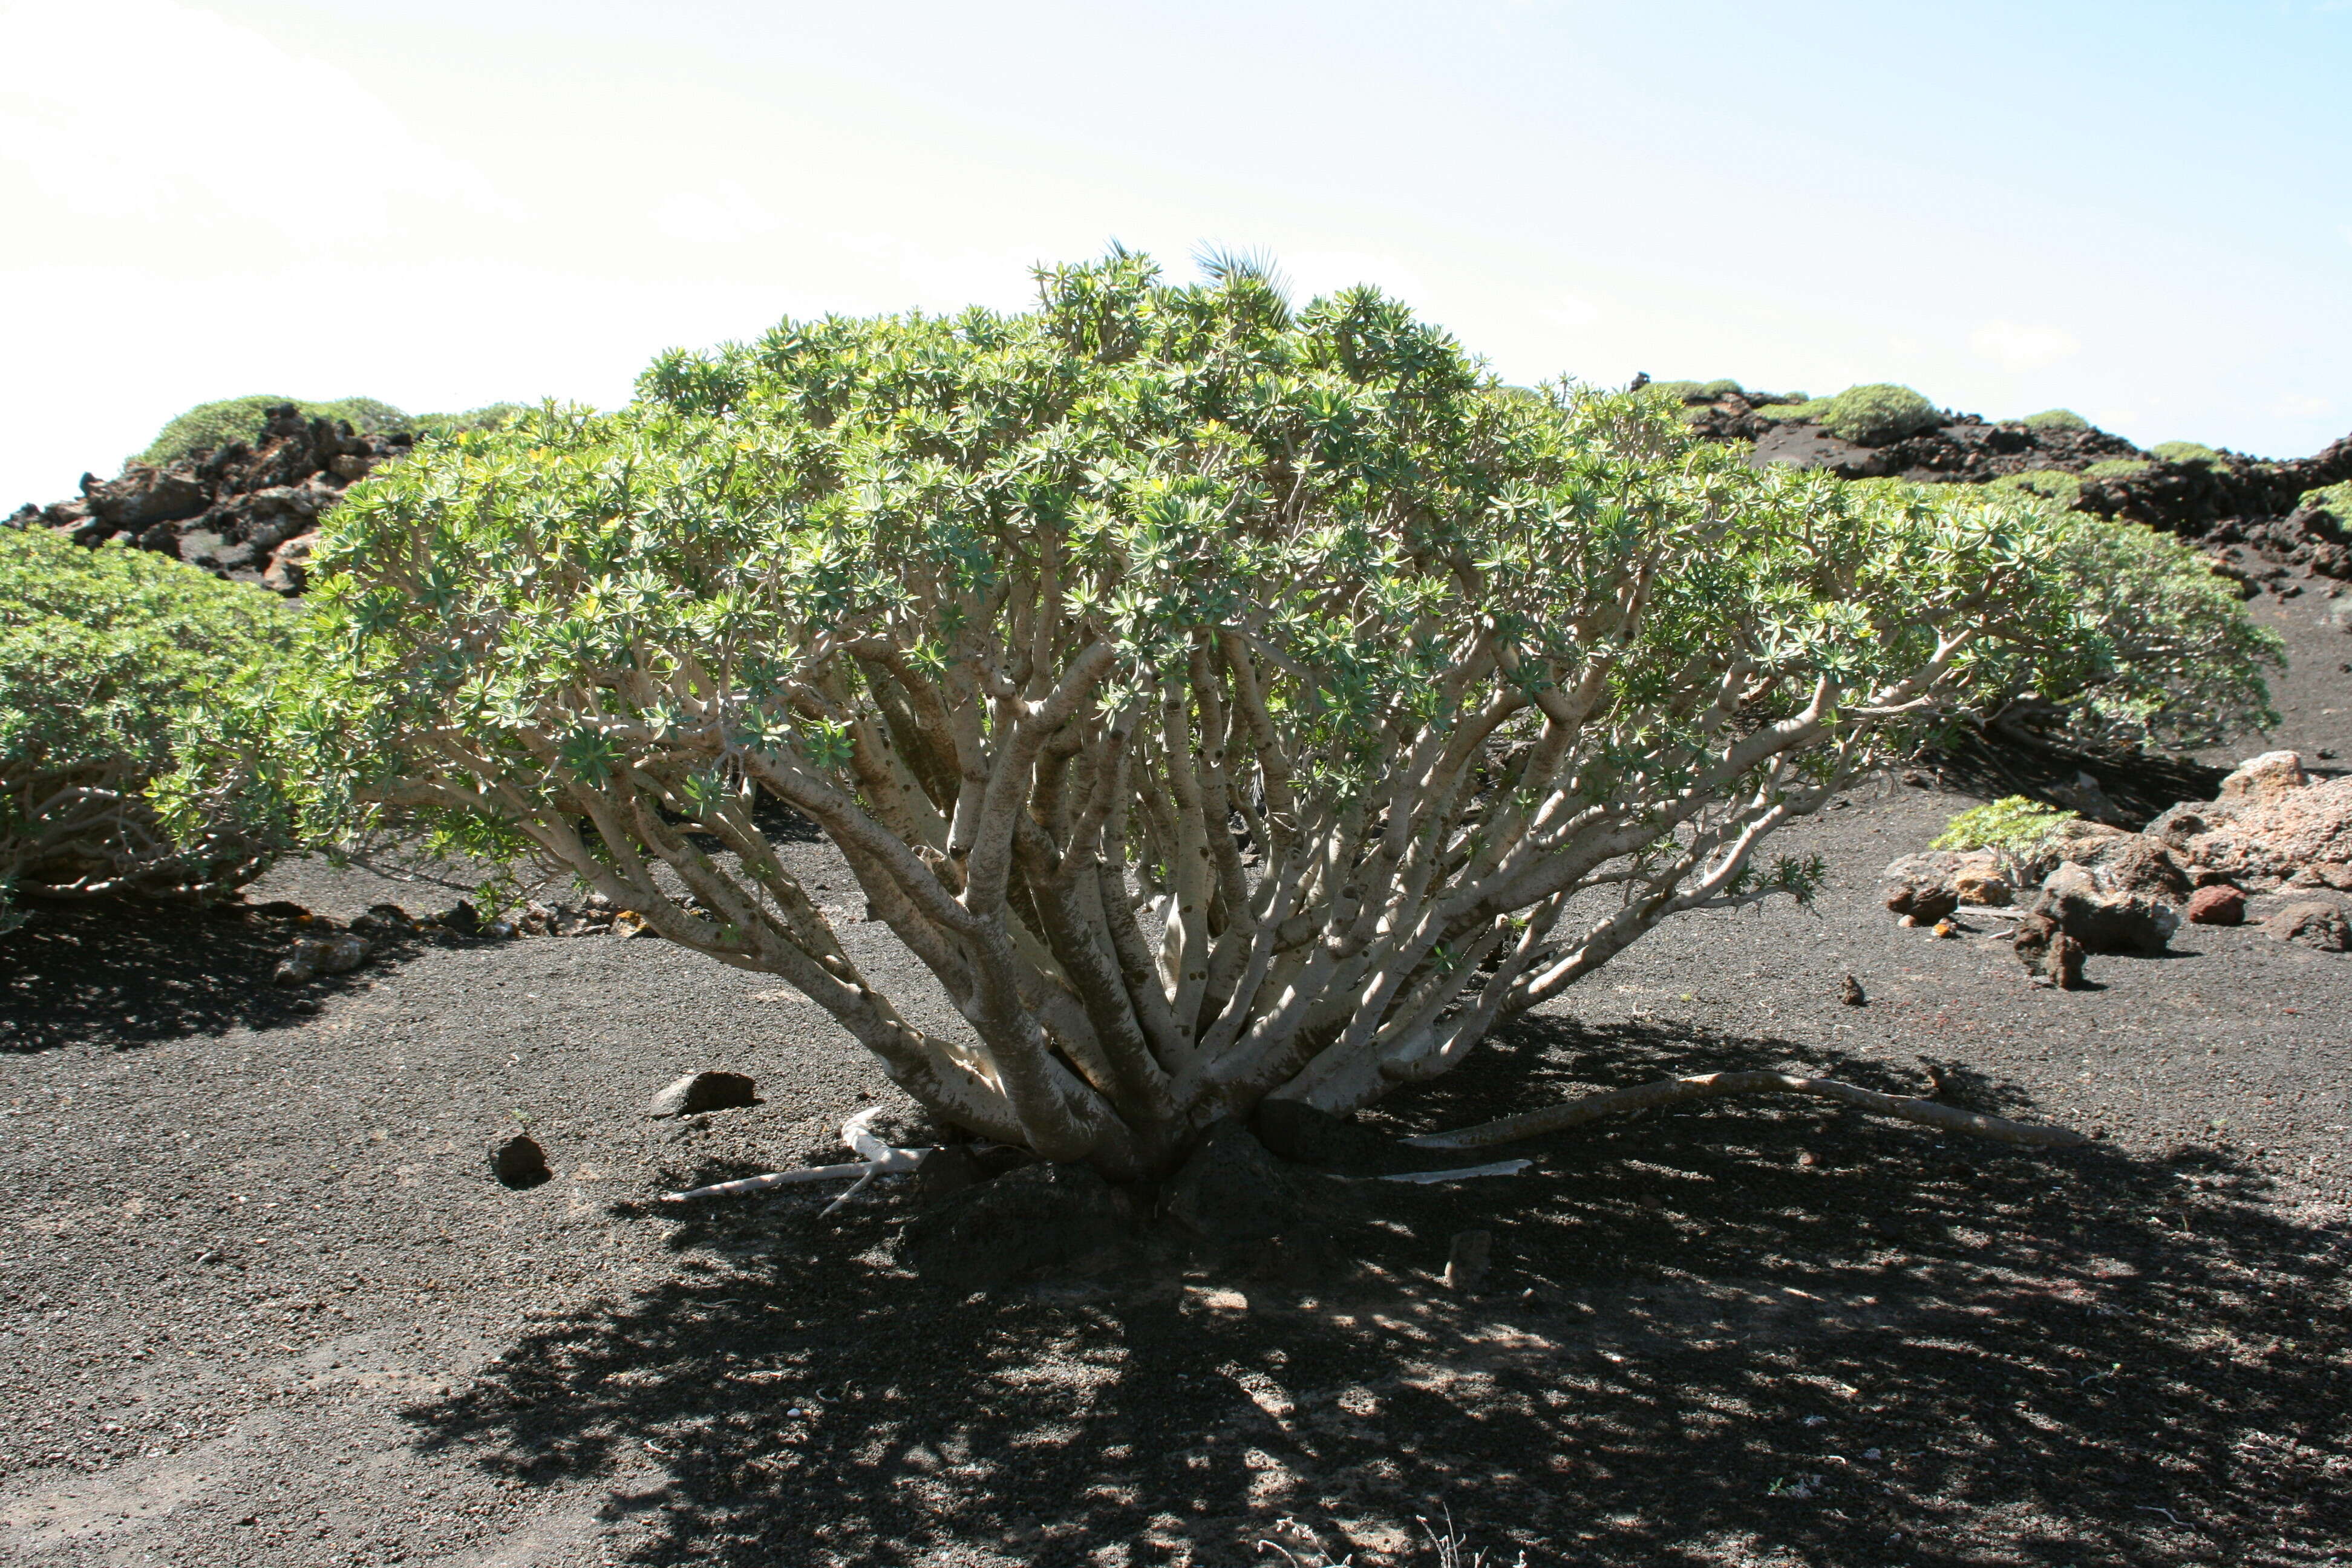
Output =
[
  {"x1": 2152, "y1": 440, "x2": 2227, "y2": 468},
  {"x1": 2083, "y1": 458, "x2": 2154, "y2": 480},
  {"x1": 2020, "y1": 408, "x2": 2090, "y2": 432}
]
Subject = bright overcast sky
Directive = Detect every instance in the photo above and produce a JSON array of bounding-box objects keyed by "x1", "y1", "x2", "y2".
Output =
[{"x1": 3, "y1": 0, "x2": 2348, "y2": 505}]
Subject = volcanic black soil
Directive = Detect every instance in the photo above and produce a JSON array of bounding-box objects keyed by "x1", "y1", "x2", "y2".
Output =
[{"x1": 3, "y1": 582, "x2": 2349, "y2": 1568}]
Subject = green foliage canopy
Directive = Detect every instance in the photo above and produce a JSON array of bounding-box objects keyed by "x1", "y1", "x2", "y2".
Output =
[
  {"x1": 250, "y1": 252, "x2": 2276, "y2": 1167},
  {"x1": 2, "y1": 531, "x2": 301, "y2": 927}
]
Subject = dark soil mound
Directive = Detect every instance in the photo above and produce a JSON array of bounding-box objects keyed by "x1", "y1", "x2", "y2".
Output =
[{"x1": 4, "y1": 403, "x2": 413, "y2": 594}]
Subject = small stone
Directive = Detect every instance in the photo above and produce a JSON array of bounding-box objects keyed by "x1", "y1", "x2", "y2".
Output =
[
  {"x1": 2261, "y1": 900, "x2": 2350, "y2": 952},
  {"x1": 1840, "y1": 975, "x2": 1866, "y2": 1007},
  {"x1": 289, "y1": 998, "x2": 321, "y2": 1016},
  {"x1": 1443, "y1": 1229, "x2": 1492, "y2": 1292},
  {"x1": 272, "y1": 955, "x2": 318, "y2": 985},
  {"x1": 2218, "y1": 750, "x2": 2308, "y2": 800},
  {"x1": 2185, "y1": 885, "x2": 2246, "y2": 926},
  {"x1": 1886, "y1": 884, "x2": 1959, "y2": 923},
  {"x1": 2014, "y1": 912, "x2": 2087, "y2": 988},
  {"x1": 1931, "y1": 918, "x2": 1959, "y2": 939},
  {"x1": 647, "y1": 1071, "x2": 759, "y2": 1118},
  {"x1": 491, "y1": 1134, "x2": 550, "y2": 1189},
  {"x1": 316, "y1": 933, "x2": 371, "y2": 974}
]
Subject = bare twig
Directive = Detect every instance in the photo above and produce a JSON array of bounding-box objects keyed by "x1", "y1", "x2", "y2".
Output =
[{"x1": 658, "y1": 1107, "x2": 930, "y2": 1203}]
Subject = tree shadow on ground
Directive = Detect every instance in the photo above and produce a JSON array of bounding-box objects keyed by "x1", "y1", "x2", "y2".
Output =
[
  {"x1": 1928, "y1": 731, "x2": 2229, "y2": 828},
  {"x1": 0, "y1": 897, "x2": 440, "y2": 1053},
  {"x1": 408, "y1": 1018, "x2": 2351, "y2": 1568}
]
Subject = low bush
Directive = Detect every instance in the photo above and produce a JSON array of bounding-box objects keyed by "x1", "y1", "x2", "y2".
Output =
[
  {"x1": 2020, "y1": 408, "x2": 2090, "y2": 432},
  {"x1": 136, "y1": 396, "x2": 526, "y2": 467},
  {"x1": 2151, "y1": 440, "x2": 2226, "y2": 468},
  {"x1": 1819, "y1": 383, "x2": 1941, "y2": 445},
  {"x1": 2, "y1": 532, "x2": 300, "y2": 929},
  {"x1": 2084, "y1": 458, "x2": 2154, "y2": 480},
  {"x1": 1988, "y1": 469, "x2": 2084, "y2": 508},
  {"x1": 137, "y1": 395, "x2": 410, "y2": 466},
  {"x1": 1933, "y1": 795, "x2": 2079, "y2": 860},
  {"x1": 2300, "y1": 480, "x2": 2352, "y2": 523},
  {"x1": 1849, "y1": 482, "x2": 2279, "y2": 750},
  {"x1": 1753, "y1": 395, "x2": 1831, "y2": 424},
  {"x1": 412, "y1": 403, "x2": 531, "y2": 440},
  {"x1": 248, "y1": 251, "x2": 2278, "y2": 1174}
]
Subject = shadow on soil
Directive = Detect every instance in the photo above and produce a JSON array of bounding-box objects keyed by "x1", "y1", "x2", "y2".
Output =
[
  {"x1": 0, "y1": 897, "x2": 439, "y2": 1052},
  {"x1": 411, "y1": 1019, "x2": 2351, "y2": 1568}
]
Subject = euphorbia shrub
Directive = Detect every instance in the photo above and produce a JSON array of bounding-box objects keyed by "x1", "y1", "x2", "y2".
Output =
[
  {"x1": 266, "y1": 253, "x2": 2267, "y2": 1175},
  {"x1": 2, "y1": 530, "x2": 298, "y2": 929}
]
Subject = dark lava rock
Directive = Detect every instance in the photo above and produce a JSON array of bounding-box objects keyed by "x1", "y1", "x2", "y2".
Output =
[
  {"x1": 2186, "y1": 885, "x2": 2247, "y2": 926},
  {"x1": 900, "y1": 1163, "x2": 1132, "y2": 1289},
  {"x1": 1887, "y1": 883, "x2": 1960, "y2": 923},
  {"x1": 9, "y1": 402, "x2": 415, "y2": 594},
  {"x1": 647, "y1": 1071, "x2": 759, "y2": 1118},
  {"x1": 2262, "y1": 900, "x2": 2350, "y2": 952},
  {"x1": 2033, "y1": 863, "x2": 2178, "y2": 954},
  {"x1": 491, "y1": 1134, "x2": 550, "y2": 1189},
  {"x1": 2014, "y1": 912, "x2": 2087, "y2": 989}
]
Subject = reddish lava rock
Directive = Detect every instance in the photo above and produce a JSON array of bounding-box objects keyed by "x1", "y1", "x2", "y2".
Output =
[{"x1": 2186, "y1": 885, "x2": 2247, "y2": 926}]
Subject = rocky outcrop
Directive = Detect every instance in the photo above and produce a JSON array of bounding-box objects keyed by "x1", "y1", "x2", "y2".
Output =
[
  {"x1": 1670, "y1": 387, "x2": 2144, "y2": 482},
  {"x1": 1669, "y1": 381, "x2": 2352, "y2": 585},
  {"x1": 5, "y1": 403, "x2": 410, "y2": 595},
  {"x1": 2144, "y1": 754, "x2": 2352, "y2": 893}
]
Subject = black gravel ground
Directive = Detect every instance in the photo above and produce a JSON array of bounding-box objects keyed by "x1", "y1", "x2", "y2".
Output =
[{"x1": 4, "y1": 580, "x2": 2349, "y2": 1568}]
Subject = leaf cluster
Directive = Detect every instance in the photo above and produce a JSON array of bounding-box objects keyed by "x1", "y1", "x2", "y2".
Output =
[{"x1": 1, "y1": 531, "x2": 302, "y2": 923}]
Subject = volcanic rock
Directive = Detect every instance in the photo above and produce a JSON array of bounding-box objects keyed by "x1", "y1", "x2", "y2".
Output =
[
  {"x1": 2185, "y1": 886, "x2": 2247, "y2": 926},
  {"x1": 2261, "y1": 900, "x2": 2350, "y2": 952},
  {"x1": 2146, "y1": 759, "x2": 2352, "y2": 891},
  {"x1": 1165, "y1": 1120, "x2": 1308, "y2": 1246},
  {"x1": 2031, "y1": 862, "x2": 2178, "y2": 954},
  {"x1": 647, "y1": 1071, "x2": 759, "y2": 1119},
  {"x1": 491, "y1": 1134, "x2": 550, "y2": 1189},
  {"x1": 8, "y1": 403, "x2": 411, "y2": 593},
  {"x1": 2013, "y1": 912, "x2": 2087, "y2": 988}
]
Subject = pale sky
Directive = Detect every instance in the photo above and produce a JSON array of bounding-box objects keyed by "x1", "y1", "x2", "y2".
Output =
[{"x1": 3, "y1": 0, "x2": 2348, "y2": 507}]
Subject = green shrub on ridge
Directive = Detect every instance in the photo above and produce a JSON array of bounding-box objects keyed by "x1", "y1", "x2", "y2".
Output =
[
  {"x1": 2299, "y1": 480, "x2": 2352, "y2": 523},
  {"x1": 2020, "y1": 409, "x2": 2090, "y2": 432},
  {"x1": 134, "y1": 396, "x2": 528, "y2": 468},
  {"x1": 2152, "y1": 440, "x2": 2226, "y2": 469},
  {"x1": 1820, "y1": 384, "x2": 1941, "y2": 445}
]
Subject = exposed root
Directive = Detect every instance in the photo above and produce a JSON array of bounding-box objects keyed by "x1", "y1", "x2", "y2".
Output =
[
  {"x1": 1405, "y1": 1070, "x2": 2091, "y2": 1151},
  {"x1": 659, "y1": 1107, "x2": 929, "y2": 1204}
]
